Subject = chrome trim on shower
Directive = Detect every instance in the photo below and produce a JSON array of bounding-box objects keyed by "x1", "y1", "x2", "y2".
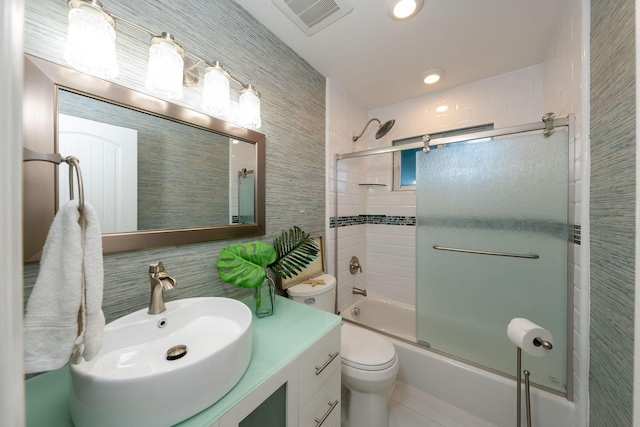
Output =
[
  {"x1": 432, "y1": 245, "x2": 540, "y2": 259},
  {"x1": 565, "y1": 113, "x2": 575, "y2": 402},
  {"x1": 337, "y1": 114, "x2": 570, "y2": 160},
  {"x1": 542, "y1": 112, "x2": 556, "y2": 138}
]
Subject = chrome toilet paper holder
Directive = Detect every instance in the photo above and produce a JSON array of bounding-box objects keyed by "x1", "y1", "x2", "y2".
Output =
[{"x1": 516, "y1": 337, "x2": 553, "y2": 427}]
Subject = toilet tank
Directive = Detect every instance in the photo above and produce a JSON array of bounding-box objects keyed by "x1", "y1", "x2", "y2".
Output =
[{"x1": 286, "y1": 274, "x2": 336, "y2": 313}]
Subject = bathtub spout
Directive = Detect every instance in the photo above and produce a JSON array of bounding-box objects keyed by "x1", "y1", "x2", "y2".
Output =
[{"x1": 352, "y1": 287, "x2": 367, "y2": 297}]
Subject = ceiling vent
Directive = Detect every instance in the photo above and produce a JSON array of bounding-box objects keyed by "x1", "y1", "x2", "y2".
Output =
[{"x1": 271, "y1": 0, "x2": 353, "y2": 36}]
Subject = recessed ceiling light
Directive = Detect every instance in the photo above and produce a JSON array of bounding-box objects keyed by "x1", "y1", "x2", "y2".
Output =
[
  {"x1": 388, "y1": 0, "x2": 424, "y2": 21},
  {"x1": 421, "y1": 69, "x2": 444, "y2": 85}
]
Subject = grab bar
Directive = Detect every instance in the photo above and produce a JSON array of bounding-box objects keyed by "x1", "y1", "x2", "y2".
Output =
[{"x1": 433, "y1": 245, "x2": 539, "y2": 259}]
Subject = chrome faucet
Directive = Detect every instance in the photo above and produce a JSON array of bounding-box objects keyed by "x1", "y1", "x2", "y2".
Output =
[
  {"x1": 148, "y1": 262, "x2": 177, "y2": 314},
  {"x1": 352, "y1": 287, "x2": 367, "y2": 297}
]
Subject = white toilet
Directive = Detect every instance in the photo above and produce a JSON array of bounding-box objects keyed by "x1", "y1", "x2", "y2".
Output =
[{"x1": 287, "y1": 274, "x2": 399, "y2": 427}]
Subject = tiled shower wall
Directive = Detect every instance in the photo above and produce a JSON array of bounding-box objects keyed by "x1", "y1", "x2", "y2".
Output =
[
  {"x1": 23, "y1": 0, "x2": 326, "y2": 323},
  {"x1": 542, "y1": 0, "x2": 588, "y2": 421},
  {"x1": 326, "y1": 79, "x2": 368, "y2": 310}
]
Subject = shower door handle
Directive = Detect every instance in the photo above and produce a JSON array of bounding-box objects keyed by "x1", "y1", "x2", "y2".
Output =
[{"x1": 433, "y1": 245, "x2": 539, "y2": 259}]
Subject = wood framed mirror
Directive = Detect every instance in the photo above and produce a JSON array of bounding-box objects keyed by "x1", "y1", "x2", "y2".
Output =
[{"x1": 23, "y1": 54, "x2": 266, "y2": 262}]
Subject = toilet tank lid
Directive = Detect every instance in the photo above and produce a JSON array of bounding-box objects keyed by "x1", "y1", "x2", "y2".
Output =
[{"x1": 286, "y1": 274, "x2": 336, "y2": 296}]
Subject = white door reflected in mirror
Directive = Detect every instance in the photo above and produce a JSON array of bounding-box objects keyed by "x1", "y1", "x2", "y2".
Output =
[{"x1": 58, "y1": 114, "x2": 138, "y2": 233}]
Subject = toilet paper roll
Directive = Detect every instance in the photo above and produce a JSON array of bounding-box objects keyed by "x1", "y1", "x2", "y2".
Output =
[{"x1": 507, "y1": 318, "x2": 553, "y2": 357}]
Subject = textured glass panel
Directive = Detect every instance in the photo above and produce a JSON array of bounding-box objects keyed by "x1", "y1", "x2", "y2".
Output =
[
  {"x1": 238, "y1": 174, "x2": 255, "y2": 224},
  {"x1": 416, "y1": 130, "x2": 568, "y2": 392}
]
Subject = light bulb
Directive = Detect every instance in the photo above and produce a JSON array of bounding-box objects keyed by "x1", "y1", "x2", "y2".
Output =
[
  {"x1": 388, "y1": 0, "x2": 424, "y2": 21},
  {"x1": 64, "y1": 6, "x2": 119, "y2": 79},
  {"x1": 421, "y1": 69, "x2": 444, "y2": 85},
  {"x1": 145, "y1": 39, "x2": 184, "y2": 100},
  {"x1": 239, "y1": 86, "x2": 261, "y2": 130},
  {"x1": 202, "y1": 66, "x2": 231, "y2": 118},
  {"x1": 393, "y1": 0, "x2": 417, "y2": 19}
]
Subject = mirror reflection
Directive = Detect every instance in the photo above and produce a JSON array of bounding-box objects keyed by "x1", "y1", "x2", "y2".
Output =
[
  {"x1": 57, "y1": 90, "x2": 256, "y2": 233},
  {"x1": 23, "y1": 54, "x2": 265, "y2": 261}
]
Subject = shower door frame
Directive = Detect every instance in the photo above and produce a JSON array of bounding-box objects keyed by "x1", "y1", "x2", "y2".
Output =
[{"x1": 334, "y1": 114, "x2": 575, "y2": 400}]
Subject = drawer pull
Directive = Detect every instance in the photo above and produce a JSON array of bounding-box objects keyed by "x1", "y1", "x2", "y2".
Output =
[
  {"x1": 315, "y1": 351, "x2": 339, "y2": 375},
  {"x1": 314, "y1": 400, "x2": 339, "y2": 427}
]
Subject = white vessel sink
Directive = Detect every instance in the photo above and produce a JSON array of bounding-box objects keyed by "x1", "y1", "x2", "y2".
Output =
[{"x1": 69, "y1": 297, "x2": 253, "y2": 427}]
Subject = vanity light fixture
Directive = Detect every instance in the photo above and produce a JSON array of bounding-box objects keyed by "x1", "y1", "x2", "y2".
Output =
[
  {"x1": 145, "y1": 33, "x2": 184, "y2": 100},
  {"x1": 239, "y1": 85, "x2": 262, "y2": 130},
  {"x1": 64, "y1": 0, "x2": 119, "y2": 79},
  {"x1": 63, "y1": 0, "x2": 262, "y2": 129},
  {"x1": 201, "y1": 62, "x2": 231, "y2": 118},
  {"x1": 421, "y1": 68, "x2": 444, "y2": 85},
  {"x1": 388, "y1": 0, "x2": 424, "y2": 21}
]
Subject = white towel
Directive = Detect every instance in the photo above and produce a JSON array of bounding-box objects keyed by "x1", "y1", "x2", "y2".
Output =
[{"x1": 24, "y1": 200, "x2": 105, "y2": 373}]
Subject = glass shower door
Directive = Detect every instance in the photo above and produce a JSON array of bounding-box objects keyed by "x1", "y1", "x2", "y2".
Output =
[
  {"x1": 416, "y1": 130, "x2": 568, "y2": 393},
  {"x1": 238, "y1": 171, "x2": 255, "y2": 224}
]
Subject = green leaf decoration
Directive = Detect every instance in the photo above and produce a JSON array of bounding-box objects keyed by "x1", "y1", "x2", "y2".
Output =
[
  {"x1": 216, "y1": 242, "x2": 276, "y2": 288},
  {"x1": 269, "y1": 226, "x2": 319, "y2": 279}
]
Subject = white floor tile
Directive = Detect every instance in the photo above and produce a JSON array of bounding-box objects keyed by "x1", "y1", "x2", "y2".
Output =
[
  {"x1": 390, "y1": 383, "x2": 497, "y2": 427},
  {"x1": 387, "y1": 381, "x2": 399, "y2": 400},
  {"x1": 388, "y1": 400, "x2": 445, "y2": 427}
]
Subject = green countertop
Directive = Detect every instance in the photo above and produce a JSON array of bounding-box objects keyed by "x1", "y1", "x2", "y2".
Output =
[{"x1": 25, "y1": 295, "x2": 341, "y2": 427}]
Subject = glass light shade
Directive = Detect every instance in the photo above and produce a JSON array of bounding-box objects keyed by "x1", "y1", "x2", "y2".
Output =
[
  {"x1": 239, "y1": 88, "x2": 261, "y2": 130},
  {"x1": 201, "y1": 67, "x2": 231, "y2": 118},
  {"x1": 64, "y1": 7, "x2": 119, "y2": 79},
  {"x1": 145, "y1": 41, "x2": 184, "y2": 100}
]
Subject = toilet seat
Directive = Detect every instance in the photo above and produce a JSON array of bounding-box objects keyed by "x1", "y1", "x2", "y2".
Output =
[{"x1": 341, "y1": 323, "x2": 397, "y2": 371}]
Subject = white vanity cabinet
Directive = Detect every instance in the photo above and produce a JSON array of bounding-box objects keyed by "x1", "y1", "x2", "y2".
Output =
[
  {"x1": 297, "y1": 323, "x2": 341, "y2": 427},
  {"x1": 219, "y1": 323, "x2": 341, "y2": 427},
  {"x1": 24, "y1": 297, "x2": 342, "y2": 427}
]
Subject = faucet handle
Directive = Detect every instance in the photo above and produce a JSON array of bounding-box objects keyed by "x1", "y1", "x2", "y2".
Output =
[
  {"x1": 149, "y1": 262, "x2": 165, "y2": 274},
  {"x1": 349, "y1": 256, "x2": 363, "y2": 275}
]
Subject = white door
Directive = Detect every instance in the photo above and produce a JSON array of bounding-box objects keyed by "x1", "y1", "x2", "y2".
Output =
[{"x1": 58, "y1": 114, "x2": 138, "y2": 233}]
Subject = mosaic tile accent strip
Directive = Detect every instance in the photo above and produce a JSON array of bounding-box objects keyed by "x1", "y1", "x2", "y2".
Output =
[
  {"x1": 571, "y1": 224, "x2": 581, "y2": 245},
  {"x1": 331, "y1": 215, "x2": 575, "y2": 242},
  {"x1": 590, "y1": 0, "x2": 635, "y2": 424},
  {"x1": 330, "y1": 215, "x2": 416, "y2": 228}
]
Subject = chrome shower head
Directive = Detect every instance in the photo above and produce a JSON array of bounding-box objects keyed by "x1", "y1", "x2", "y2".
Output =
[
  {"x1": 352, "y1": 118, "x2": 396, "y2": 142},
  {"x1": 376, "y1": 119, "x2": 395, "y2": 139}
]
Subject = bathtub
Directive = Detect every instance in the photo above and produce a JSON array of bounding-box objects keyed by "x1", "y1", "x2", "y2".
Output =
[
  {"x1": 340, "y1": 294, "x2": 575, "y2": 427},
  {"x1": 340, "y1": 294, "x2": 415, "y2": 342}
]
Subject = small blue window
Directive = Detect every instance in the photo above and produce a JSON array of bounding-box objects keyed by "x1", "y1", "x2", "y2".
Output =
[
  {"x1": 399, "y1": 148, "x2": 421, "y2": 187},
  {"x1": 393, "y1": 123, "x2": 494, "y2": 191}
]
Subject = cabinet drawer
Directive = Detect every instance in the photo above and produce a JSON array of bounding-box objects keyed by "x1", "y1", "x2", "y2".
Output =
[
  {"x1": 299, "y1": 368, "x2": 341, "y2": 427},
  {"x1": 298, "y1": 324, "x2": 341, "y2": 406}
]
